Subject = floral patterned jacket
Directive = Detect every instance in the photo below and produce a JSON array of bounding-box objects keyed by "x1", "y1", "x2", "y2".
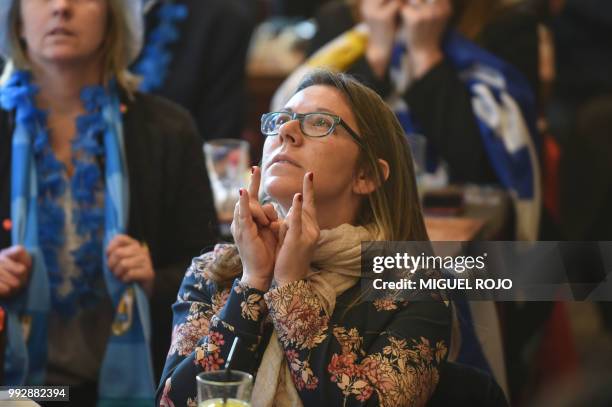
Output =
[{"x1": 157, "y1": 245, "x2": 451, "y2": 407}]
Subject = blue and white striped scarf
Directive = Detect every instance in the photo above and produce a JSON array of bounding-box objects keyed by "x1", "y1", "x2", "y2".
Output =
[{"x1": 0, "y1": 71, "x2": 155, "y2": 406}]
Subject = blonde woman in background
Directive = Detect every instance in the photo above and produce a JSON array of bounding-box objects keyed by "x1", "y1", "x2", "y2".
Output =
[{"x1": 0, "y1": 0, "x2": 217, "y2": 404}]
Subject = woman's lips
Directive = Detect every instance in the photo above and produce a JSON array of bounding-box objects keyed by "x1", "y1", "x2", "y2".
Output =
[
  {"x1": 269, "y1": 153, "x2": 301, "y2": 168},
  {"x1": 47, "y1": 28, "x2": 75, "y2": 37},
  {"x1": 271, "y1": 160, "x2": 299, "y2": 167}
]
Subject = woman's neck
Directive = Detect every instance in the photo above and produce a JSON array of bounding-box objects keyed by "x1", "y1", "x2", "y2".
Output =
[
  {"x1": 31, "y1": 59, "x2": 104, "y2": 114},
  {"x1": 279, "y1": 193, "x2": 361, "y2": 231}
]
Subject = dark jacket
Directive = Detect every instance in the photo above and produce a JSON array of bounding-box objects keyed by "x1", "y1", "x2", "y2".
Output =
[
  {"x1": 0, "y1": 91, "x2": 219, "y2": 381},
  {"x1": 307, "y1": 1, "x2": 539, "y2": 185},
  {"x1": 139, "y1": 0, "x2": 254, "y2": 141}
]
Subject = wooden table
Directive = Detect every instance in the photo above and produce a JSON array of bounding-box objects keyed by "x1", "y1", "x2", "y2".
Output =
[
  {"x1": 425, "y1": 217, "x2": 487, "y2": 242},
  {"x1": 424, "y1": 187, "x2": 512, "y2": 241}
]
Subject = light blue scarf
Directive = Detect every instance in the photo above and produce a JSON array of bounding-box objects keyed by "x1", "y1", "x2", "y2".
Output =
[{"x1": 0, "y1": 71, "x2": 155, "y2": 406}]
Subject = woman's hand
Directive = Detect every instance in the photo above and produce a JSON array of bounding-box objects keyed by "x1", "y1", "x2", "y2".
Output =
[
  {"x1": 361, "y1": 0, "x2": 403, "y2": 79},
  {"x1": 400, "y1": 0, "x2": 452, "y2": 78},
  {"x1": 106, "y1": 235, "x2": 155, "y2": 296},
  {"x1": 231, "y1": 166, "x2": 280, "y2": 291},
  {"x1": 274, "y1": 172, "x2": 320, "y2": 287},
  {"x1": 0, "y1": 245, "x2": 32, "y2": 297}
]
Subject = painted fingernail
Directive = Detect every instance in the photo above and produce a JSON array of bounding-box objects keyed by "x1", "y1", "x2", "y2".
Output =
[
  {"x1": 2, "y1": 219, "x2": 11, "y2": 231},
  {"x1": 251, "y1": 166, "x2": 255, "y2": 175},
  {"x1": 298, "y1": 194, "x2": 303, "y2": 203},
  {"x1": 239, "y1": 189, "x2": 243, "y2": 197},
  {"x1": 308, "y1": 172, "x2": 314, "y2": 182}
]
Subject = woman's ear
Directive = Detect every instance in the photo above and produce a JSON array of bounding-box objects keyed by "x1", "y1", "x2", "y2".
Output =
[{"x1": 352, "y1": 159, "x2": 390, "y2": 195}]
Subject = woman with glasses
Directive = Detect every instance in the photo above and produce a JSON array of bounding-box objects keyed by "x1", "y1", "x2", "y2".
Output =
[
  {"x1": 158, "y1": 70, "x2": 452, "y2": 407},
  {"x1": 0, "y1": 0, "x2": 217, "y2": 404}
]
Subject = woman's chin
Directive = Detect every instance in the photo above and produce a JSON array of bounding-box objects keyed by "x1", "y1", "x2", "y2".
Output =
[
  {"x1": 34, "y1": 48, "x2": 100, "y2": 67},
  {"x1": 263, "y1": 179, "x2": 301, "y2": 206}
]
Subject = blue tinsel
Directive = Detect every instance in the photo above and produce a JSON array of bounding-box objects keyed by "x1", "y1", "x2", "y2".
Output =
[
  {"x1": 2, "y1": 71, "x2": 109, "y2": 316},
  {"x1": 133, "y1": 2, "x2": 188, "y2": 92}
]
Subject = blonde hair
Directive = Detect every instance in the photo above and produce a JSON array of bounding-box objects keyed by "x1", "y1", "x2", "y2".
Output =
[
  {"x1": 297, "y1": 70, "x2": 428, "y2": 242},
  {"x1": 2, "y1": 0, "x2": 140, "y2": 92}
]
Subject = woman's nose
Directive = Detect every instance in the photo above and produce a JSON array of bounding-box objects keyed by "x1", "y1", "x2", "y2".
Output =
[
  {"x1": 277, "y1": 119, "x2": 304, "y2": 146},
  {"x1": 51, "y1": 0, "x2": 72, "y2": 17}
]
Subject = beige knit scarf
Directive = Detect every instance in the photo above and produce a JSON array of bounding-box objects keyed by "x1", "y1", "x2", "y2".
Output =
[{"x1": 250, "y1": 223, "x2": 375, "y2": 407}]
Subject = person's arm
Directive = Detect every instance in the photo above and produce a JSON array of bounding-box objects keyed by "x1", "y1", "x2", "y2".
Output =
[
  {"x1": 308, "y1": 1, "x2": 393, "y2": 97},
  {"x1": 478, "y1": 11, "x2": 540, "y2": 97},
  {"x1": 404, "y1": 60, "x2": 498, "y2": 184},
  {"x1": 193, "y1": 2, "x2": 254, "y2": 140},
  {"x1": 0, "y1": 111, "x2": 12, "y2": 251},
  {"x1": 156, "y1": 249, "x2": 268, "y2": 406},
  {"x1": 307, "y1": 1, "x2": 356, "y2": 58},
  {"x1": 146, "y1": 108, "x2": 219, "y2": 380},
  {"x1": 152, "y1": 113, "x2": 218, "y2": 305},
  {"x1": 346, "y1": 56, "x2": 393, "y2": 98},
  {"x1": 264, "y1": 279, "x2": 451, "y2": 406},
  {"x1": 403, "y1": 10, "x2": 540, "y2": 185}
]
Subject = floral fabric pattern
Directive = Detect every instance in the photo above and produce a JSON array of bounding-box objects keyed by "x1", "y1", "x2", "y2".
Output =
[
  {"x1": 234, "y1": 280, "x2": 267, "y2": 321},
  {"x1": 169, "y1": 302, "x2": 212, "y2": 357},
  {"x1": 157, "y1": 249, "x2": 451, "y2": 407},
  {"x1": 195, "y1": 331, "x2": 225, "y2": 371},
  {"x1": 265, "y1": 279, "x2": 329, "y2": 350},
  {"x1": 373, "y1": 297, "x2": 400, "y2": 312},
  {"x1": 327, "y1": 327, "x2": 448, "y2": 407},
  {"x1": 286, "y1": 349, "x2": 319, "y2": 391}
]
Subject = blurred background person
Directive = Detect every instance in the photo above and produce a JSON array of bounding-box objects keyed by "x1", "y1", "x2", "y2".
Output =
[
  {"x1": 552, "y1": 0, "x2": 612, "y2": 242},
  {"x1": 552, "y1": 0, "x2": 612, "y2": 367},
  {"x1": 0, "y1": 0, "x2": 217, "y2": 404},
  {"x1": 132, "y1": 0, "x2": 255, "y2": 141}
]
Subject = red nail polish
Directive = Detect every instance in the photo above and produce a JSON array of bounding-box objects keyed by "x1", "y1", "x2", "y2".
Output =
[
  {"x1": 298, "y1": 194, "x2": 303, "y2": 203},
  {"x1": 308, "y1": 172, "x2": 314, "y2": 182},
  {"x1": 2, "y1": 219, "x2": 11, "y2": 231},
  {"x1": 239, "y1": 189, "x2": 243, "y2": 196}
]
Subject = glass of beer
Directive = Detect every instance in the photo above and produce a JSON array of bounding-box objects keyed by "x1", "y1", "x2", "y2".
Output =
[
  {"x1": 203, "y1": 139, "x2": 250, "y2": 228},
  {"x1": 197, "y1": 370, "x2": 253, "y2": 407}
]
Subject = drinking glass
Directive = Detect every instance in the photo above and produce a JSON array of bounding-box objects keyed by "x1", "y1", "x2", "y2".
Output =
[
  {"x1": 203, "y1": 139, "x2": 250, "y2": 227},
  {"x1": 197, "y1": 370, "x2": 253, "y2": 407}
]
